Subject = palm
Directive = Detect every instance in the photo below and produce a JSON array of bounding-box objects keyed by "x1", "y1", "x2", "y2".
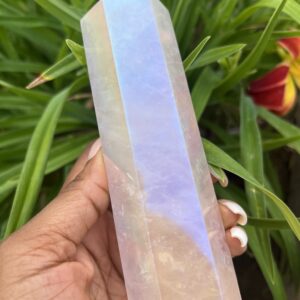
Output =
[
  {"x1": 18, "y1": 211, "x2": 127, "y2": 300},
  {"x1": 48, "y1": 211, "x2": 127, "y2": 300},
  {"x1": 80, "y1": 211, "x2": 126, "y2": 299}
]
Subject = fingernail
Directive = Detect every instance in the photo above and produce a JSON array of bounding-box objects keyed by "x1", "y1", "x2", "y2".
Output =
[
  {"x1": 230, "y1": 226, "x2": 248, "y2": 248},
  {"x1": 219, "y1": 200, "x2": 248, "y2": 226},
  {"x1": 88, "y1": 138, "x2": 102, "y2": 160}
]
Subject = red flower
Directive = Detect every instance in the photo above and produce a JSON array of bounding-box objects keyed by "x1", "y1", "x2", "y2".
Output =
[{"x1": 249, "y1": 37, "x2": 300, "y2": 116}]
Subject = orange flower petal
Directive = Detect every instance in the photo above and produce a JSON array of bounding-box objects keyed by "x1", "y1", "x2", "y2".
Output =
[
  {"x1": 290, "y1": 60, "x2": 300, "y2": 89},
  {"x1": 278, "y1": 37, "x2": 300, "y2": 59},
  {"x1": 249, "y1": 67, "x2": 296, "y2": 115},
  {"x1": 249, "y1": 83, "x2": 285, "y2": 110},
  {"x1": 248, "y1": 64, "x2": 289, "y2": 93},
  {"x1": 279, "y1": 75, "x2": 297, "y2": 116}
]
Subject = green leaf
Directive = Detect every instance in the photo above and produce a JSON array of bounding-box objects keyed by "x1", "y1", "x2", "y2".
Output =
[
  {"x1": 190, "y1": 44, "x2": 246, "y2": 70},
  {"x1": 248, "y1": 217, "x2": 300, "y2": 230},
  {"x1": 0, "y1": 132, "x2": 97, "y2": 203},
  {"x1": 26, "y1": 54, "x2": 81, "y2": 89},
  {"x1": 272, "y1": 30, "x2": 300, "y2": 39},
  {"x1": 246, "y1": 227, "x2": 287, "y2": 300},
  {"x1": 215, "y1": 182, "x2": 286, "y2": 299},
  {"x1": 240, "y1": 93, "x2": 274, "y2": 281},
  {"x1": 191, "y1": 67, "x2": 220, "y2": 120},
  {"x1": 203, "y1": 138, "x2": 300, "y2": 240},
  {"x1": 258, "y1": 107, "x2": 300, "y2": 154},
  {"x1": 263, "y1": 135, "x2": 300, "y2": 151},
  {"x1": 232, "y1": 0, "x2": 300, "y2": 28},
  {"x1": 34, "y1": 0, "x2": 81, "y2": 31},
  {"x1": 4, "y1": 88, "x2": 70, "y2": 236},
  {"x1": 183, "y1": 36, "x2": 210, "y2": 71},
  {"x1": 240, "y1": 95, "x2": 266, "y2": 217},
  {"x1": 66, "y1": 39, "x2": 86, "y2": 65},
  {"x1": 264, "y1": 159, "x2": 300, "y2": 284},
  {"x1": 210, "y1": 0, "x2": 238, "y2": 34},
  {"x1": 172, "y1": 0, "x2": 184, "y2": 27},
  {"x1": 0, "y1": 128, "x2": 33, "y2": 149},
  {"x1": 0, "y1": 16, "x2": 61, "y2": 29},
  {"x1": 0, "y1": 60, "x2": 46, "y2": 73},
  {"x1": 217, "y1": 0, "x2": 287, "y2": 94},
  {"x1": 0, "y1": 0, "x2": 23, "y2": 15},
  {"x1": 0, "y1": 80, "x2": 50, "y2": 104}
]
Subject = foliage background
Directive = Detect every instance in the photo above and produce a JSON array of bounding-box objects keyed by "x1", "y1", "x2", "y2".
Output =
[{"x1": 0, "y1": 0, "x2": 300, "y2": 299}]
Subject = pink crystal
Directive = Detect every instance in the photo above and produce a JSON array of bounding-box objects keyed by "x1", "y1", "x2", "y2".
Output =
[{"x1": 81, "y1": 0, "x2": 242, "y2": 299}]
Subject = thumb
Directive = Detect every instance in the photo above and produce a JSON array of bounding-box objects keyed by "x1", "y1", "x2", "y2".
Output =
[{"x1": 19, "y1": 144, "x2": 109, "y2": 246}]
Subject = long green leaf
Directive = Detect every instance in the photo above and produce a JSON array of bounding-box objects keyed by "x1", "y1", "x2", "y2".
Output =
[
  {"x1": 232, "y1": 0, "x2": 300, "y2": 28},
  {"x1": 34, "y1": 0, "x2": 81, "y2": 31},
  {"x1": 4, "y1": 88, "x2": 70, "y2": 236},
  {"x1": 248, "y1": 217, "x2": 300, "y2": 230},
  {"x1": 183, "y1": 36, "x2": 210, "y2": 71},
  {"x1": 190, "y1": 44, "x2": 246, "y2": 70},
  {"x1": 26, "y1": 54, "x2": 81, "y2": 89},
  {"x1": 0, "y1": 60, "x2": 46, "y2": 73},
  {"x1": 0, "y1": 16, "x2": 61, "y2": 29},
  {"x1": 191, "y1": 67, "x2": 220, "y2": 120},
  {"x1": 240, "y1": 93, "x2": 275, "y2": 281},
  {"x1": 203, "y1": 139, "x2": 300, "y2": 240},
  {"x1": 240, "y1": 95, "x2": 266, "y2": 217},
  {"x1": 258, "y1": 107, "x2": 300, "y2": 154},
  {"x1": 0, "y1": 132, "x2": 97, "y2": 203},
  {"x1": 66, "y1": 39, "x2": 86, "y2": 65}
]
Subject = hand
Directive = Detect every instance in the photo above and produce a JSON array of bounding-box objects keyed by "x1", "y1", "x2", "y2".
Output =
[{"x1": 0, "y1": 139, "x2": 248, "y2": 300}]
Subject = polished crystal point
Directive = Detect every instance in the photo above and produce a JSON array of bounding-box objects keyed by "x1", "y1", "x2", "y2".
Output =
[{"x1": 81, "y1": 1, "x2": 241, "y2": 299}]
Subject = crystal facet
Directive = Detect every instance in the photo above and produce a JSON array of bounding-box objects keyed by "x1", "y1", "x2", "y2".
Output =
[{"x1": 81, "y1": 1, "x2": 242, "y2": 299}]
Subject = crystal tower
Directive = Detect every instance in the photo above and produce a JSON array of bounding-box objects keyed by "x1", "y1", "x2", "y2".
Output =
[{"x1": 81, "y1": 1, "x2": 241, "y2": 299}]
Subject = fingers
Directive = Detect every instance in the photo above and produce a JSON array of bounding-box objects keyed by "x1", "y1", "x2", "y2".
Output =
[
  {"x1": 219, "y1": 200, "x2": 248, "y2": 228},
  {"x1": 218, "y1": 200, "x2": 248, "y2": 257},
  {"x1": 61, "y1": 138, "x2": 101, "y2": 189},
  {"x1": 20, "y1": 139, "x2": 108, "y2": 246},
  {"x1": 225, "y1": 227, "x2": 248, "y2": 257}
]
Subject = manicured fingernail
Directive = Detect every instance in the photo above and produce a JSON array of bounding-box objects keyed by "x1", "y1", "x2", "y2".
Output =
[
  {"x1": 230, "y1": 226, "x2": 248, "y2": 248},
  {"x1": 219, "y1": 200, "x2": 248, "y2": 226},
  {"x1": 88, "y1": 138, "x2": 102, "y2": 160}
]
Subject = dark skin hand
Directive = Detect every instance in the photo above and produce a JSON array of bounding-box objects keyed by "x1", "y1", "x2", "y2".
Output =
[{"x1": 0, "y1": 140, "x2": 247, "y2": 299}]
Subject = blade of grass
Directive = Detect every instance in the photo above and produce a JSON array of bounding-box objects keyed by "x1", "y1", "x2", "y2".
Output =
[
  {"x1": 192, "y1": 67, "x2": 220, "y2": 120},
  {"x1": 215, "y1": 182, "x2": 286, "y2": 299},
  {"x1": 26, "y1": 54, "x2": 81, "y2": 89},
  {"x1": 4, "y1": 87, "x2": 70, "y2": 236},
  {"x1": 240, "y1": 93, "x2": 275, "y2": 281},
  {"x1": 0, "y1": 16, "x2": 61, "y2": 29},
  {"x1": 203, "y1": 138, "x2": 300, "y2": 240},
  {"x1": 183, "y1": 36, "x2": 210, "y2": 71},
  {"x1": 246, "y1": 226, "x2": 287, "y2": 300},
  {"x1": 264, "y1": 158, "x2": 300, "y2": 285},
  {"x1": 0, "y1": 132, "x2": 97, "y2": 201},
  {"x1": 66, "y1": 39, "x2": 86, "y2": 65},
  {"x1": 0, "y1": 60, "x2": 47, "y2": 73},
  {"x1": 248, "y1": 217, "x2": 300, "y2": 230},
  {"x1": 232, "y1": 0, "x2": 300, "y2": 28},
  {"x1": 240, "y1": 94, "x2": 266, "y2": 217},
  {"x1": 190, "y1": 44, "x2": 246, "y2": 70},
  {"x1": 34, "y1": 0, "x2": 81, "y2": 31},
  {"x1": 258, "y1": 107, "x2": 300, "y2": 154},
  {"x1": 0, "y1": 80, "x2": 50, "y2": 103}
]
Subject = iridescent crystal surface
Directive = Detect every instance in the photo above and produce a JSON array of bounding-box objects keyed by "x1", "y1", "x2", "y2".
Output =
[{"x1": 81, "y1": 1, "x2": 241, "y2": 299}]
